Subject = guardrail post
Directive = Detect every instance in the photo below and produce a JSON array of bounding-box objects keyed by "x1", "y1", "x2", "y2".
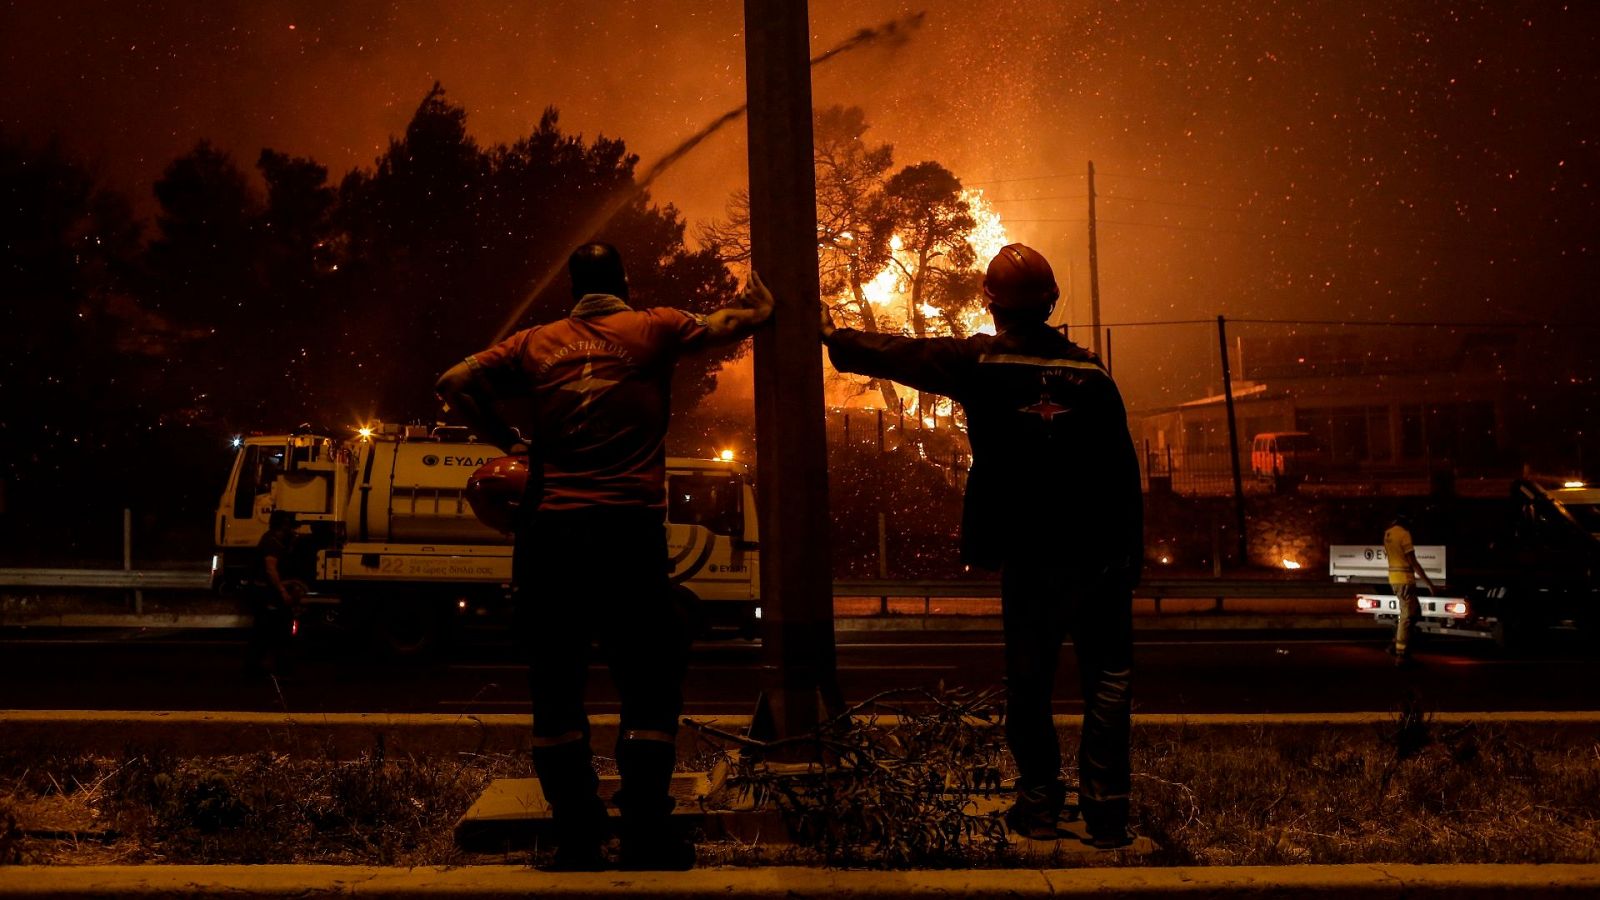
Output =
[
  {"x1": 1211, "y1": 512, "x2": 1224, "y2": 579},
  {"x1": 124, "y1": 508, "x2": 143, "y2": 614},
  {"x1": 876, "y1": 512, "x2": 889, "y2": 615}
]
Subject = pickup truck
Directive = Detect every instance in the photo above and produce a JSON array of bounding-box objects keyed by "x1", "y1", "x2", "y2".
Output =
[{"x1": 1333, "y1": 480, "x2": 1600, "y2": 647}]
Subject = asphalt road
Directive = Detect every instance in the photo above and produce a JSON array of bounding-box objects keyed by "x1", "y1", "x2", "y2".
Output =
[{"x1": 2, "y1": 624, "x2": 1595, "y2": 715}]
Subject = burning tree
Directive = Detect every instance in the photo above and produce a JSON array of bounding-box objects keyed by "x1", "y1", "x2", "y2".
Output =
[
  {"x1": 813, "y1": 106, "x2": 900, "y2": 409},
  {"x1": 701, "y1": 106, "x2": 1008, "y2": 424}
]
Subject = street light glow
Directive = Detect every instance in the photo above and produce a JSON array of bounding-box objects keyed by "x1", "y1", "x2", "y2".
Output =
[{"x1": 719, "y1": 449, "x2": 735, "y2": 461}]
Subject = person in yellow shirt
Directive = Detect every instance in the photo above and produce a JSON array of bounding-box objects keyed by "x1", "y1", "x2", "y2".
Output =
[{"x1": 1384, "y1": 512, "x2": 1437, "y2": 665}]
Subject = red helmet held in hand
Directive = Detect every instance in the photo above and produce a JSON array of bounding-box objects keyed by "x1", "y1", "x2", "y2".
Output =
[{"x1": 465, "y1": 455, "x2": 530, "y2": 533}]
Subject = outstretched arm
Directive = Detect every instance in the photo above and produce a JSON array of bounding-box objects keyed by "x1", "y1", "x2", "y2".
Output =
[
  {"x1": 435, "y1": 362, "x2": 526, "y2": 454},
  {"x1": 821, "y1": 296, "x2": 972, "y2": 400},
  {"x1": 1406, "y1": 549, "x2": 1436, "y2": 591},
  {"x1": 701, "y1": 269, "x2": 776, "y2": 345}
]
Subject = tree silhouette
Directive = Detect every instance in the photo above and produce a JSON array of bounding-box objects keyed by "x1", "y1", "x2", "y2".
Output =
[
  {"x1": 0, "y1": 134, "x2": 204, "y2": 556},
  {"x1": 814, "y1": 106, "x2": 900, "y2": 409},
  {"x1": 334, "y1": 87, "x2": 741, "y2": 424},
  {"x1": 875, "y1": 160, "x2": 978, "y2": 417}
]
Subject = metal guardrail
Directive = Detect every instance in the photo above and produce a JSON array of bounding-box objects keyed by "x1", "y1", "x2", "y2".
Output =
[
  {"x1": 0, "y1": 568, "x2": 211, "y2": 590},
  {"x1": 0, "y1": 569, "x2": 1358, "y2": 630},
  {"x1": 833, "y1": 578, "x2": 1353, "y2": 600},
  {"x1": 1, "y1": 568, "x2": 1350, "y2": 600}
]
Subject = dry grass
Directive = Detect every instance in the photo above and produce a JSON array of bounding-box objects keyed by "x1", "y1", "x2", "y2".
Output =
[
  {"x1": 1127, "y1": 717, "x2": 1600, "y2": 866},
  {"x1": 2, "y1": 715, "x2": 1598, "y2": 867},
  {"x1": 0, "y1": 746, "x2": 531, "y2": 866}
]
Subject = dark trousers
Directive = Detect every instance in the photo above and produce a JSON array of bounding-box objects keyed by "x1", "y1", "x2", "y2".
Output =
[
  {"x1": 1000, "y1": 557, "x2": 1133, "y2": 835},
  {"x1": 513, "y1": 506, "x2": 690, "y2": 844},
  {"x1": 245, "y1": 587, "x2": 294, "y2": 671}
]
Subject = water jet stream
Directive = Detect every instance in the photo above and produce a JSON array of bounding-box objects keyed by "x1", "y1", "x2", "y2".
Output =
[{"x1": 491, "y1": 12, "x2": 925, "y2": 343}]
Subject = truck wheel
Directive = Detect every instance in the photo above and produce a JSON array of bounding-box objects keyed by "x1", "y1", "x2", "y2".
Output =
[
  {"x1": 672, "y1": 586, "x2": 706, "y2": 643},
  {"x1": 738, "y1": 609, "x2": 761, "y2": 642},
  {"x1": 1490, "y1": 616, "x2": 1526, "y2": 652},
  {"x1": 1576, "y1": 610, "x2": 1600, "y2": 655},
  {"x1": 372, "y1": 592, "x2": 448, "y2": 660}
]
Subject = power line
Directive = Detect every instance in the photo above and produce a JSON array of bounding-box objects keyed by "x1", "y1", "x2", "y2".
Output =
[
  {"x1": 1100, "y1": 170, "x2": 1264, "y2": 195},
  {"x1": 1226, "y1": 317, "x2": 1597, "y2": 329},
  {"x1": 1060, "y1": 317, "x2": 1598, "y2": 329},
  {"x1": 963, "y1": 172, "x2": 1085, "y2": 187},
  {"x1": 998, "y1": 214, "x2": 1544, "y2": 251},
  {"x1": 1101, "y1": 194, "x2": 1254, "y2": 212},
  {"x1": 982, "y1": 194, "x2": 1088, "y2": 203}
]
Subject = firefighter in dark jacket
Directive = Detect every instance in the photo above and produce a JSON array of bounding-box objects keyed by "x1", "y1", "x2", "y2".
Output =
[{"x1": 822, "y1": 243, "x2": 1142, "y2": 848}]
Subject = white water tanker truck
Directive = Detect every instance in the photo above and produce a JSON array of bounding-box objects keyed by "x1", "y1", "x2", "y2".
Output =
[{"x1": 213, "y1": 424, "x2": 760, "y2": 653}]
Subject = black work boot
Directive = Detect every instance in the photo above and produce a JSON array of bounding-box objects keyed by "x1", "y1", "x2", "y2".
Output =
[
  {"x1": 615, "y1": 737, "x2": 694, "y2": 871},
  {"x1": 1081, "y1": 796, "x2": 1132, "y2": 849},
  {"x1": 532, "y1": 739, "x2": 610, "y2": 870},
  {"x1": 1004, "y1": 780, "x2": 1066, "y2": 840}
]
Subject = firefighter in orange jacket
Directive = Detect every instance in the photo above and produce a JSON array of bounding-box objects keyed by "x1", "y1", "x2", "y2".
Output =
[
  {"x1": 822, "y1": 244, "x2": 1142, "y2": 848},
  {"x1": 437, "y1": 242, "x2": 773, "y2": 870}
]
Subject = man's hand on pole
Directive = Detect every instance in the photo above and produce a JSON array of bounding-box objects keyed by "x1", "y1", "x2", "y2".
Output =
[
  {"x1": 435, "y1": 361, "x2": 525, "y2": 454},
  {"x1": 703, "y1": 268, "x2": 776, "y2": 345},
  {"x1": 743, "y1": 268, "x2": 775, "y2": 323},
  {"x1": 819, "y1": 297, "x2": 836, "y2": 340}
]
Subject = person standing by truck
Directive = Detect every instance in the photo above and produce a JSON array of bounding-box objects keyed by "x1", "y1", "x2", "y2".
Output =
[
  {"x1": 821, "y1": 243, "x2": 1142, "y2": 849},
  {"x1": 1385, "y1": 512, "x2": 1437, "y2": 665},
  {"x1": 435, "y1": 242, "x2": 773, "y2": 870},
  {"x1": 245, "y1": 510, "x2": 301, "y2": 675}
]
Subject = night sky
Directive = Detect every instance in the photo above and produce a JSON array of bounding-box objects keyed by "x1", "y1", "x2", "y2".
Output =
[{"x1": 5, "y1": 0, "x2": 1597, "y2": 407}]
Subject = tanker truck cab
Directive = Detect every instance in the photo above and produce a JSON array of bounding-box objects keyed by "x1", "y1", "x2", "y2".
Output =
[
  {"x1": 665, "y1": 457, "x2": 762, "y2": 636},
  {"x1": 214, "y1": 427, "x2": 763, "y2": 653},
  {"x1": 215, "y1": 431, "x2": 347, "y2": 561}
]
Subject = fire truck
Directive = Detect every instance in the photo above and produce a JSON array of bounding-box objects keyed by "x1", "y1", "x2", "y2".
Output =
[
  {"x1": 214, "y1": 424, "x2": 761, "y2": 653},
  {"x1": 1334, "y1": 479, "x2": 1600, "y2": 647}
]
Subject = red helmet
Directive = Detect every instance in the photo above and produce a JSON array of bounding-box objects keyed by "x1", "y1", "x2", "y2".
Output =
[
  {"x1": 982, "y1": 243, "x2": 1060, "y2": 311},
  {"x1": 465, "y1": 455, "x2": 530, "y2": 533}
]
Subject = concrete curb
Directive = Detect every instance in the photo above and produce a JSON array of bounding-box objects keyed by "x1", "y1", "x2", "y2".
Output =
[
  {"x1": 3, "y1": 864, "x2": 1599, "y2": 898},
  {"x1": 5, "y1": 710, "x2": 1599, "y2": 760}
]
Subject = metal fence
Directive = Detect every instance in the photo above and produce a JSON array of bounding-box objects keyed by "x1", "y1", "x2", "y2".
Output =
[{"x1": 824, "y1": 405, "x2": 970, "y2": 490}]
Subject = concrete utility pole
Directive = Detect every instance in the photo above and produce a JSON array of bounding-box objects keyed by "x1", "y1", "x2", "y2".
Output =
[
  {"x1": 1087, "y1": 160, "x2": 1103, "y2": 358},
  {"x1": 743, "y1": 0, "x2": 840, "y2": 739}
]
